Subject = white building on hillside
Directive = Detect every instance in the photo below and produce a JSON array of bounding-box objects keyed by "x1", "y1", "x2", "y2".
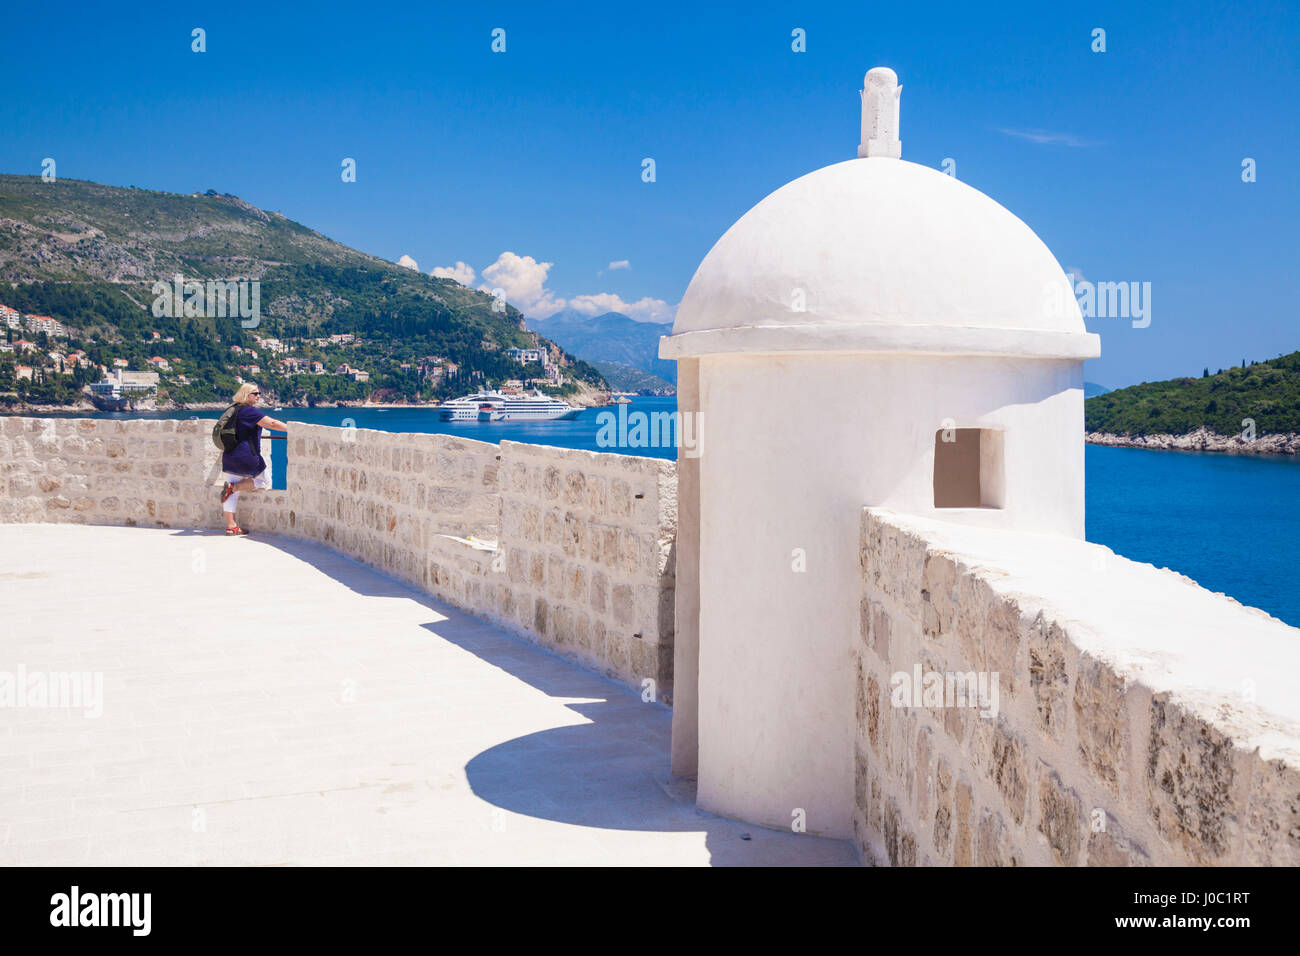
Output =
[
  {"x1": 24, "y1": 315, "x2": 66, "y2": 337},
  {"x1": 505, "y1": 347, "x2": 547, "y2": 367},
  {"x1": 89, "y1": 369, "x2": 159, "y2": 400}
]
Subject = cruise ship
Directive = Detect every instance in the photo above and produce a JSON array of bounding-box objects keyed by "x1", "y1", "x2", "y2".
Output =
[{"x1": 438, "y1": 390, "x2": 584, "y2": 422}]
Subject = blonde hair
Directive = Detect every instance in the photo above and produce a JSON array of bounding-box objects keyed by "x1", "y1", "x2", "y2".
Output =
[{"x1": 232, "y1": 382, "x2": 260, "y2": 404}]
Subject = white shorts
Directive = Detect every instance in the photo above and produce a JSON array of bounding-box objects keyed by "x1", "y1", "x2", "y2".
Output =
[
  {"x1": 223, "y1": 470, "x2": 270, "y2": 490},
  {"x1": 222, "y1": 469, "x2": 270, "y2": 513}
]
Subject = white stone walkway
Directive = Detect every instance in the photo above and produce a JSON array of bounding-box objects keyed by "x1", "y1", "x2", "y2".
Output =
[{"x1": 0, "y1": 525, "x2": 855, "y2": 866}]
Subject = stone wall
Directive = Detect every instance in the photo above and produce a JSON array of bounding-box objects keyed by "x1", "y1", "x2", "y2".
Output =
[
  {"x1": 856, "y1": 508, "x2": 1300, "y2": 866},
  {"x1": 0, "y1": 416, "x2": 240, "y2": 528},
  {"x1": 0, "y1": 416, "x2": 675, "y2": 693},
  {"x1": 497, "y1": 441, "x2": 676, "y2": 694}
]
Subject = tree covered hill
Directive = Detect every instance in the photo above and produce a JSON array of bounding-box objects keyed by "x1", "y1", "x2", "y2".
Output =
[
  {"x1": 1085, "y1": 352, "x2": 1300, "y2": 436},
  {"x1": 0, "y1": 174, "x2": 605, "y2": 405}
]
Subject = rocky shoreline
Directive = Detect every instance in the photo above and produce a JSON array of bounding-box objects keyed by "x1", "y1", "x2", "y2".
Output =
[{"x1": 1087, "y1": 427, "x2": 1300, "y2": 456}]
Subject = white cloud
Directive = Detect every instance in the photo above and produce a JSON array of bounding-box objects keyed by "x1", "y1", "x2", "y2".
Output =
[
  {"x1": 478, "y1": 251, "x2": 566, "y2": 317},
  {"x1": 568, "y1": 293, "x2": 674, "y2": 324},
  {"x1": 433, "y1": 250, "x2": 675, "y2": 322},
  {"x1": 995, "y1": 127, "x2": 1100, "y2": 148},
  {"x1": 431, "y1": 261, "x2": 476, "y2": 286},
  {"x1": 397, "y1": 254, "x2": 420, "y2": 271}
]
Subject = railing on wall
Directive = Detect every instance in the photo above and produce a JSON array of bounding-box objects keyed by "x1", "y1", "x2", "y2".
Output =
[{"x1": 263, "y1": 430, "x2": 288, "y2": 490}]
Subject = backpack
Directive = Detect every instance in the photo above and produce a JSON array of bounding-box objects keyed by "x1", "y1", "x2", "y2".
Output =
[{"x1": 212, "y1": 404, "x2": 241, "y2": 452}]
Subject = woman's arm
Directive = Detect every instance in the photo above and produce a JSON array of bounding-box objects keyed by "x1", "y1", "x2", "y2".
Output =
[{"x1": 257, "y1": 416, "x2": 289, "y2": 432}]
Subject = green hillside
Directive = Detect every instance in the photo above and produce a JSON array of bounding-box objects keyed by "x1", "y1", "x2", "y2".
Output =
[
  {"x1": 0, "y1": 175, "x2": 605, "y2": 406},
  {"x1": 1085, "y1": 352, "x2": 1300, "y2": 436}
]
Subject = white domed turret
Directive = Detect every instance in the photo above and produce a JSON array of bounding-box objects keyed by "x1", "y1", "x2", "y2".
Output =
[
  {"x1": 670, "y1": 158, "x2": 1089, "y2": 346},
  {"x1": 662, "y1": 69, "x2": 1099, "y2": 840},
  {"x1": 665, "y1": 64, "x2": 1092, "y2": 357}
]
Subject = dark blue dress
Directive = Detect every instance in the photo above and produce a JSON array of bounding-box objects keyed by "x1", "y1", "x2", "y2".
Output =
[{"x1": 220, "y1": 404, "x2": 267, "y2": 477}]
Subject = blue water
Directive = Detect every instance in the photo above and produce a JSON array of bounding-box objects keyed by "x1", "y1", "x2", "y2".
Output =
[
  {"x1": 1084, "y1": 444, "x2": 1300, "y2": 626},
  {"x1": 34, "y1": 397, "x2": 679, "y2": 457},
  {"x1": 13, "y1": 398, "x2": 1300, "y2": 627}
]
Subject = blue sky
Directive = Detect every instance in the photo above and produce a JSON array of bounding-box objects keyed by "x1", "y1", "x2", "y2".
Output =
[{"x1": 3, "y1": 0, "x2": 1296, "y2": 388}]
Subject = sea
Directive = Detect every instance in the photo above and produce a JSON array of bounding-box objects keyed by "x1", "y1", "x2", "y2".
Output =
[{"x1": 13, "y1": 396, "x2": 1300, "y2": 628}]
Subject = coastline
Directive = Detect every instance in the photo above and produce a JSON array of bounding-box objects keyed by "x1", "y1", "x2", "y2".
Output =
[
  {"x1": 1, "y1": 376, "x2": 613, "y2": 415},
  {"x1": 0, "y1": 392, "x2": 616, "y2": 415},
  {"x1": 1087, "y1": 427, "x2": 1300, "y2": 456},
  {"x1": 5, "y1": 406, "x2": 1296, "y2": 454},
  {"x1": 0, "y1": 399, "x2": 439, "y2": 414}
]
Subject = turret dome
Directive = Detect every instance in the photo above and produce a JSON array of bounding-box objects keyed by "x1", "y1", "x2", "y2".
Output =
[{"x1": 662, "y1": 68, "x2": 1098, "y2": 361}]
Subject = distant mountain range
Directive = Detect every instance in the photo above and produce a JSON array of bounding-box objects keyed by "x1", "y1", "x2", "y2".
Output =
[
  {"x1": 589, "y1": 360, "x2": 674, "y2": 393},
  {"x1": 526, "y1": 310, "x2": 676, "y2": 386},
  {"x1": 1084, "y1": 382, "x2": 1110, "y2": 398}
]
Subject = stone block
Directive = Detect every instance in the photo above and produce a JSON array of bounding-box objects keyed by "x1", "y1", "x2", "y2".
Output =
[
  {"x1": 1073, "y1": 654, "x2": 1126, "y2": 791},
  {"x1": 585, "y1": 475, "x2": 606, "y2": 514},
  {"x1": 983, "y1": 592, "x2": 1021, "y2": 697},
  {"x1": 1242, "y1": 757, "x2": 1300, "y2": 866},
  {"x1": 882, "y1": 797, "x2": 918, "y2": 867},
  {"x1": 611, "y1": 584, "x2": 633, "y2": 626},
  {"x1": 920, "y1": 553, "x2": 957, "y2": 640},
  {"x1": 1146, "y1": 696, "x2": 1238, "y2": 863},
  {"x1": 990, "y1": 724, "x2": 1028, "y2": 825},
  {"x1": 1037, "y1": 767, "x2": 1083, "y2": 865},
  {"x1": 934, "y1": 757, "x2": 953, "y2": 856},
  {"x1": 869, "y1": 599, "x2": 891, "y2": 660},
  {"x1": 1085, "y1": 819, "x2": 1151, "y2": 867},
  {"x1": 562, "y1": 512, "x2": 582, "y2": 557},
  {"x1": 854, "y1": 745, "x2": 869, "y2": 814},
  {"x1": 563, "y1": 469, "x2": 586, "y2": 506},
  {"x1": 1027, "y1": 613, "x2": 1069, "y2": 741},
  {"x1": 590, "y1": 570, "x2": 608, "y2": 614},
  {"x1": 543, "y1": 466, "x2": 561, "y2": 500},
  {"x1": 865, "y1": 671, "x2": 882, "y2": 756},
  {"x1": 568, "y1": 564, "x2": 588, "y2": 603},
  {"x1": 543, "y1": 510, "x2": 562, "y2": 548},
  {"x1": 975, "y1": 808, "x2": 1019, "y2": 866},
  {"x1": 952, "y1": 571, "x2": 987, "y2": 669}
]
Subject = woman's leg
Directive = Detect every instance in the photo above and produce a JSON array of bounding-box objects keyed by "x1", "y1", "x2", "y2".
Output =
[
  {"x1": 223, "y1": 489, "x2": 241, "y2": 528},
  {"x1": 222, "y1": 478, "x2": 254, "y2": 529}
]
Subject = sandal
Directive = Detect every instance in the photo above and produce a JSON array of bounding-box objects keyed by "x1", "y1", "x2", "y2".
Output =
[
  {"x1": 220, "y1": 482, "x2": 234, "y2": 504},
  {"x1": 225, "y1": 526, "x2": 249, "y2": 536}
]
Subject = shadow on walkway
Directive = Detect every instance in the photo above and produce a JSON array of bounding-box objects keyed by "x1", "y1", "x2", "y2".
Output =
[{"x1": 210, "y1": 531, "x2": 857, "y2": 866}]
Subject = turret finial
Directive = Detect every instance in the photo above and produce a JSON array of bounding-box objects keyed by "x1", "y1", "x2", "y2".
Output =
[{"x1": 859, "y1": 67, "x2": 902, "y2": 159}]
